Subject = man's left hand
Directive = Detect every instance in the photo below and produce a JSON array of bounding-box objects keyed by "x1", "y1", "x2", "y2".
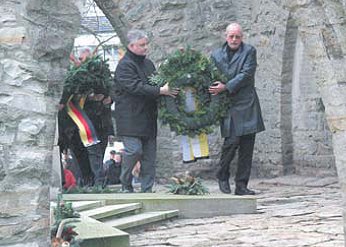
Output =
[{"x1": 103, "y1": 96, "x2": 112, "y2": 105}]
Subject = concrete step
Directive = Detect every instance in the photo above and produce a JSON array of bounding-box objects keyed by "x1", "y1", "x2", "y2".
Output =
[
  {"x1": 104, "y1": 210, "x2": 179, "y2": 230},
  {"x1": 63, "y1": 193, "x2": 257, "y2": 218},
  {"x1": 73, "y1": 217, "x2": 129, "y2": 247},
  {"x1": 79, "y1": 203, "x2": 142, "y2": 220},
  {"x1": 72, "y1": 200, "x2": 104, "y2": 212},
  {"x1": 50, "y1": 200, "x2": 104, "y2": 213}
]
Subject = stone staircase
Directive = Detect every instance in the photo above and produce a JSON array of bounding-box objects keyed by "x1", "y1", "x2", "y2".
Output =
[
  {"x1": 79, "y1": 203, "x2": 142, "y2": 220},
  {"x1": 59, "y1": 193, "x2": 257, "y2": 247},
  {"x1": 67, "y1": 200, "x2": 179, "y2": 247}
]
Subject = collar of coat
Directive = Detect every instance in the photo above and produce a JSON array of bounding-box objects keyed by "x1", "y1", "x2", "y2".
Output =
[
  {"x1": 126, "y1": 48, "x2": 146, "y2": 63},
  {"x1": 221, "y1": 42, "x2": 244, "y2": 65}
]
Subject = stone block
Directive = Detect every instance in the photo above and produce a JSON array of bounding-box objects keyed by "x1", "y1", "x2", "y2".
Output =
[
  {"x1": 64, "y1": 193, "x2": 257, "y2": 219},
  {"x1": 73, "y1": 218, "x2": 129, "y2": 247}
]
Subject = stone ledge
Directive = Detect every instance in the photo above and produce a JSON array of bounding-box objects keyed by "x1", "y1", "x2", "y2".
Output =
[{"x1": 63, "y1": 193, "x2": 257, "y2": 218}]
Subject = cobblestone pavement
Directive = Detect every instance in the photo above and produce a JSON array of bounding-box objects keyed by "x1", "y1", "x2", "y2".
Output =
[{"x1": 130, "y1": 175, "x2": 344, "y2": 247}]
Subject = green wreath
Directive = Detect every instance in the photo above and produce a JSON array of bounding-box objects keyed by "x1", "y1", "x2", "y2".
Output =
[
  {"x1": 63, "y1": 55, "x2": 112, "y2": 95},
  {"x1": 150, "y1": 48, "x2": 229, "y2": 136}
]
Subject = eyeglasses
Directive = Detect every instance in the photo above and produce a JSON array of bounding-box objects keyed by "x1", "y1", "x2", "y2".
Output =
[{"x1": 226, "y1": 35, "x2": 242, "y2": 40}]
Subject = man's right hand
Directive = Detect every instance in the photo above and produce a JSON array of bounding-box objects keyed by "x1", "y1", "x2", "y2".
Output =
[
  {"x1": 209, "y1": 81, "x2": 226, "y2": 95},
  {"x1": 160, "y1": 83, "x2": 179, "y2": 98}
]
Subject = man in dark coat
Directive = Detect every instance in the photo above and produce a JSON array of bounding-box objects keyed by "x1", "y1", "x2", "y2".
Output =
[
  {"x1": 103, "y1": 150, "x2": 122, "y2": 185},
  {"x1": 209, "y1": 23, "x2": 265, "y2": 195},
  {"x1": 113, "y1": 29, "x2": 178, "y2": 193},
  {"x1": 58, "y1": 48, "x2": 115, "y2": 187}
]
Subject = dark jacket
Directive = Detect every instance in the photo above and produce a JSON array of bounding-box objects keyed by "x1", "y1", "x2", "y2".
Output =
[
  {"x1": 57, "y1": 95, "x2": 114, "y2": 150},
  {"x1": 103, "y1": 159, "x2": 121, "y2": 185},
  {"x1": 211, "y1": 42, "x2": 265, "y2": 137},
  {"x1": 113, "y1": 49, "x2": 160, "y2": 137},
  {"x1": 84, "y1": 100, "x2": 114, "y2": 142}
]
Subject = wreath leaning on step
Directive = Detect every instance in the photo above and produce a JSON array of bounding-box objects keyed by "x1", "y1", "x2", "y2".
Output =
[{"x1": 150, "y1": 48, "x2": 229, "y2": 136}]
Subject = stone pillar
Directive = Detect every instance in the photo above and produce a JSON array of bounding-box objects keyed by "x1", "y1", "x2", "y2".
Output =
[
  {"x1": 0, "y1": 0, "x2": 84, "y2": 246},
  {"x1": 292, "y1": 1, "x2": 346, "y2": 244}
]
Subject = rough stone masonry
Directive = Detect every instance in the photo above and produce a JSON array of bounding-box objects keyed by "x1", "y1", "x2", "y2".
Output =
[
  {"x1": 0, "y1": 0, "x2": 84, "y2": 246},
  {"x1": 1, "y1": 0, "x2": 346, "y2": 246}
]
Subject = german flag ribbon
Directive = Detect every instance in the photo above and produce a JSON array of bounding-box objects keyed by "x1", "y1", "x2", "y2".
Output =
[{"x1": 66, "y1": 95, "x2": 100, "y2": 147}]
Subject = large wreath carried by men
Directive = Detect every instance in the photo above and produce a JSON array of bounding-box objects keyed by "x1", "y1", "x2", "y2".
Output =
[{"x1": 150, "y1": 48, "x2": 229, "y2": 136}]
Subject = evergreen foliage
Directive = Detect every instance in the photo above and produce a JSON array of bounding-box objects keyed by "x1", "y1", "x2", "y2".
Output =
[
  {"x1": 51, "y1": 194, "x2": 81, "y2": 247},
  {"x1": 150, "y1": 47, "x2": 230, "y2": 136},
  {"x1": 167, "y1": 173, "x2": 209, "y2": 195},
  {"x1": 64, "y1": 55, "x2": 112, "y2": 95}
]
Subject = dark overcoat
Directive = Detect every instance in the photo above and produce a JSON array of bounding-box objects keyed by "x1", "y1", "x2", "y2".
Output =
[
  {"x1": 211, "y1": 42, "x2": 265, "y2": 137},
  {"x1": 113, "y1": 49, "x2": 160, "y2": 137}
]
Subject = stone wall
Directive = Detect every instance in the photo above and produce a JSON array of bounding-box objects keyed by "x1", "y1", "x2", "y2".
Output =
[
  {"x1": 0, "y1": 0, "x2": 84, "y2": 246},
  {"x1": 97, "y1": 0, "x2": 338, "y2": 179},
  {"x1": 1, "y1": 0, "x2": 346, "y2": 245},
  {"x1": 97, "y1": 1, "x2": 346, "y2": 241},
  {"x1": 291, "y1": 35, "x2": 335, "y2": 176}
]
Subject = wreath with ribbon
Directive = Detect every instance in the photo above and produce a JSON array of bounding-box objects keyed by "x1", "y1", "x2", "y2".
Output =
[
  {"x1": 63, "y1": 55, "x2": 112, "y2": 95},
  {"x1": 150, "y1": 48, "x2": 229, "y2": 136}
]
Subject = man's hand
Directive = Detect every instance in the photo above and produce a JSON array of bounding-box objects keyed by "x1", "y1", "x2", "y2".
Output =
[
  {"x1": 160, "y1": 83, "x2": 180, "y2": 98},
  {"x1": 58, "y1": 104, "x2": 65, "y2": 111},
  {"x1": 102, "y1": 96, "x2": 112, "y2": 105},
  {"x1": 208, "y1": 81, "x2": 226, "y2": 95}
]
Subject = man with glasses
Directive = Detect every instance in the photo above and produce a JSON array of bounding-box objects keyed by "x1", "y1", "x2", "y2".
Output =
[
  {"x1": 113, "y1": 29, "x2": 178, "y2": 193},
  {"x1": 209, "y1": 23, "x2": 265, "y2": 195}
]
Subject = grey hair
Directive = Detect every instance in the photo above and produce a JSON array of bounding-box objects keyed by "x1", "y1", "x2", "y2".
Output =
[
  {"x1": 127, "y1": 29, "x2": 148, "y2": 44},
  {"x1": 225, "y1": 23, "x2": 243, "y2": 36}
]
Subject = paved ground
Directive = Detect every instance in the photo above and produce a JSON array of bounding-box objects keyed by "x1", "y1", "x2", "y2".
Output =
[{"x1": 129, "y1": 175, "x2": 344, "y2": 247}]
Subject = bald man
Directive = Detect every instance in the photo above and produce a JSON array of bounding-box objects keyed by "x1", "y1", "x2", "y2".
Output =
[{"x1": 209, "y1": 23, "x2": 265, "y2": 195}]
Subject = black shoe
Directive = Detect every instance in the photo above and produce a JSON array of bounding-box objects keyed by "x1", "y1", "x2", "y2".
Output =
[
  {"x1": 121, "y1": 185, "x2": 134, "y2": 193},
  {"x1": 141, "y1": 188, "x2": 154, "y2": 193},
  {"x1": 235, "y1": 187, "x2": 255, "y2": 195},
  {"x1": 218, "y1": 180, "x2": 231, "y2": 194}
]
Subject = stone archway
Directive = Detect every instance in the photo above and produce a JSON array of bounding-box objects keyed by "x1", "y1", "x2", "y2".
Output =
[
  {"x1": 93, "y1": 0, "x2": 346, "y2": 244},
  {"x1": 1, "y1": 0, "x2": 346, "y2": 246}
]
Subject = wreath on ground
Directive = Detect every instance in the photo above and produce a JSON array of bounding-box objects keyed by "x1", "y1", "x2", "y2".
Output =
[
  {"x1": 150, "y1": 47, "x2": 229, "y2": 136},
  {"x1": 167, "y1": 172, "x2": 209, "y2": 195},
  {"x1": 63, "y1": 55, "x2": 112, "y2": 95}
]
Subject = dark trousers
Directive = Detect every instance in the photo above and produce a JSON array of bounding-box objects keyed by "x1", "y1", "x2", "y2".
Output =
[
  {"x1": 216, "y1": 133, "x2": 256, "y2": 188},
  {"x1": 87, "y1": 143, "x2": 105, "y2": 186},
  {"x1": 120, "y1": 136, "x2": 156, "y2": 192},
  {"x1": 70, "y1": 143, "x2": 93, "y2": 185},
  {"x1": 70, "y1": 142, "x2": 104, "y2": 186}
]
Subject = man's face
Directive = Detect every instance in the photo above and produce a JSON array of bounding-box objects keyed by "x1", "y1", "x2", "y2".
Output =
[
  {"x1": 225, "y1": 27, "x2": 243, "y2": 50},
  {"x1": 111, "y1": 154, "x2": 121, "y2": 163},
  {"x1": 130, "y1": 37, "x2": 149, "y2": 56},
  {"x1": 79, "y1": 49, "x2": 91, "y2": 62}
]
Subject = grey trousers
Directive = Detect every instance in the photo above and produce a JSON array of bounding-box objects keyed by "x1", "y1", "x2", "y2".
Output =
[{"x1": 120, "y1": 136, "x2": 157, "y2": 192}]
